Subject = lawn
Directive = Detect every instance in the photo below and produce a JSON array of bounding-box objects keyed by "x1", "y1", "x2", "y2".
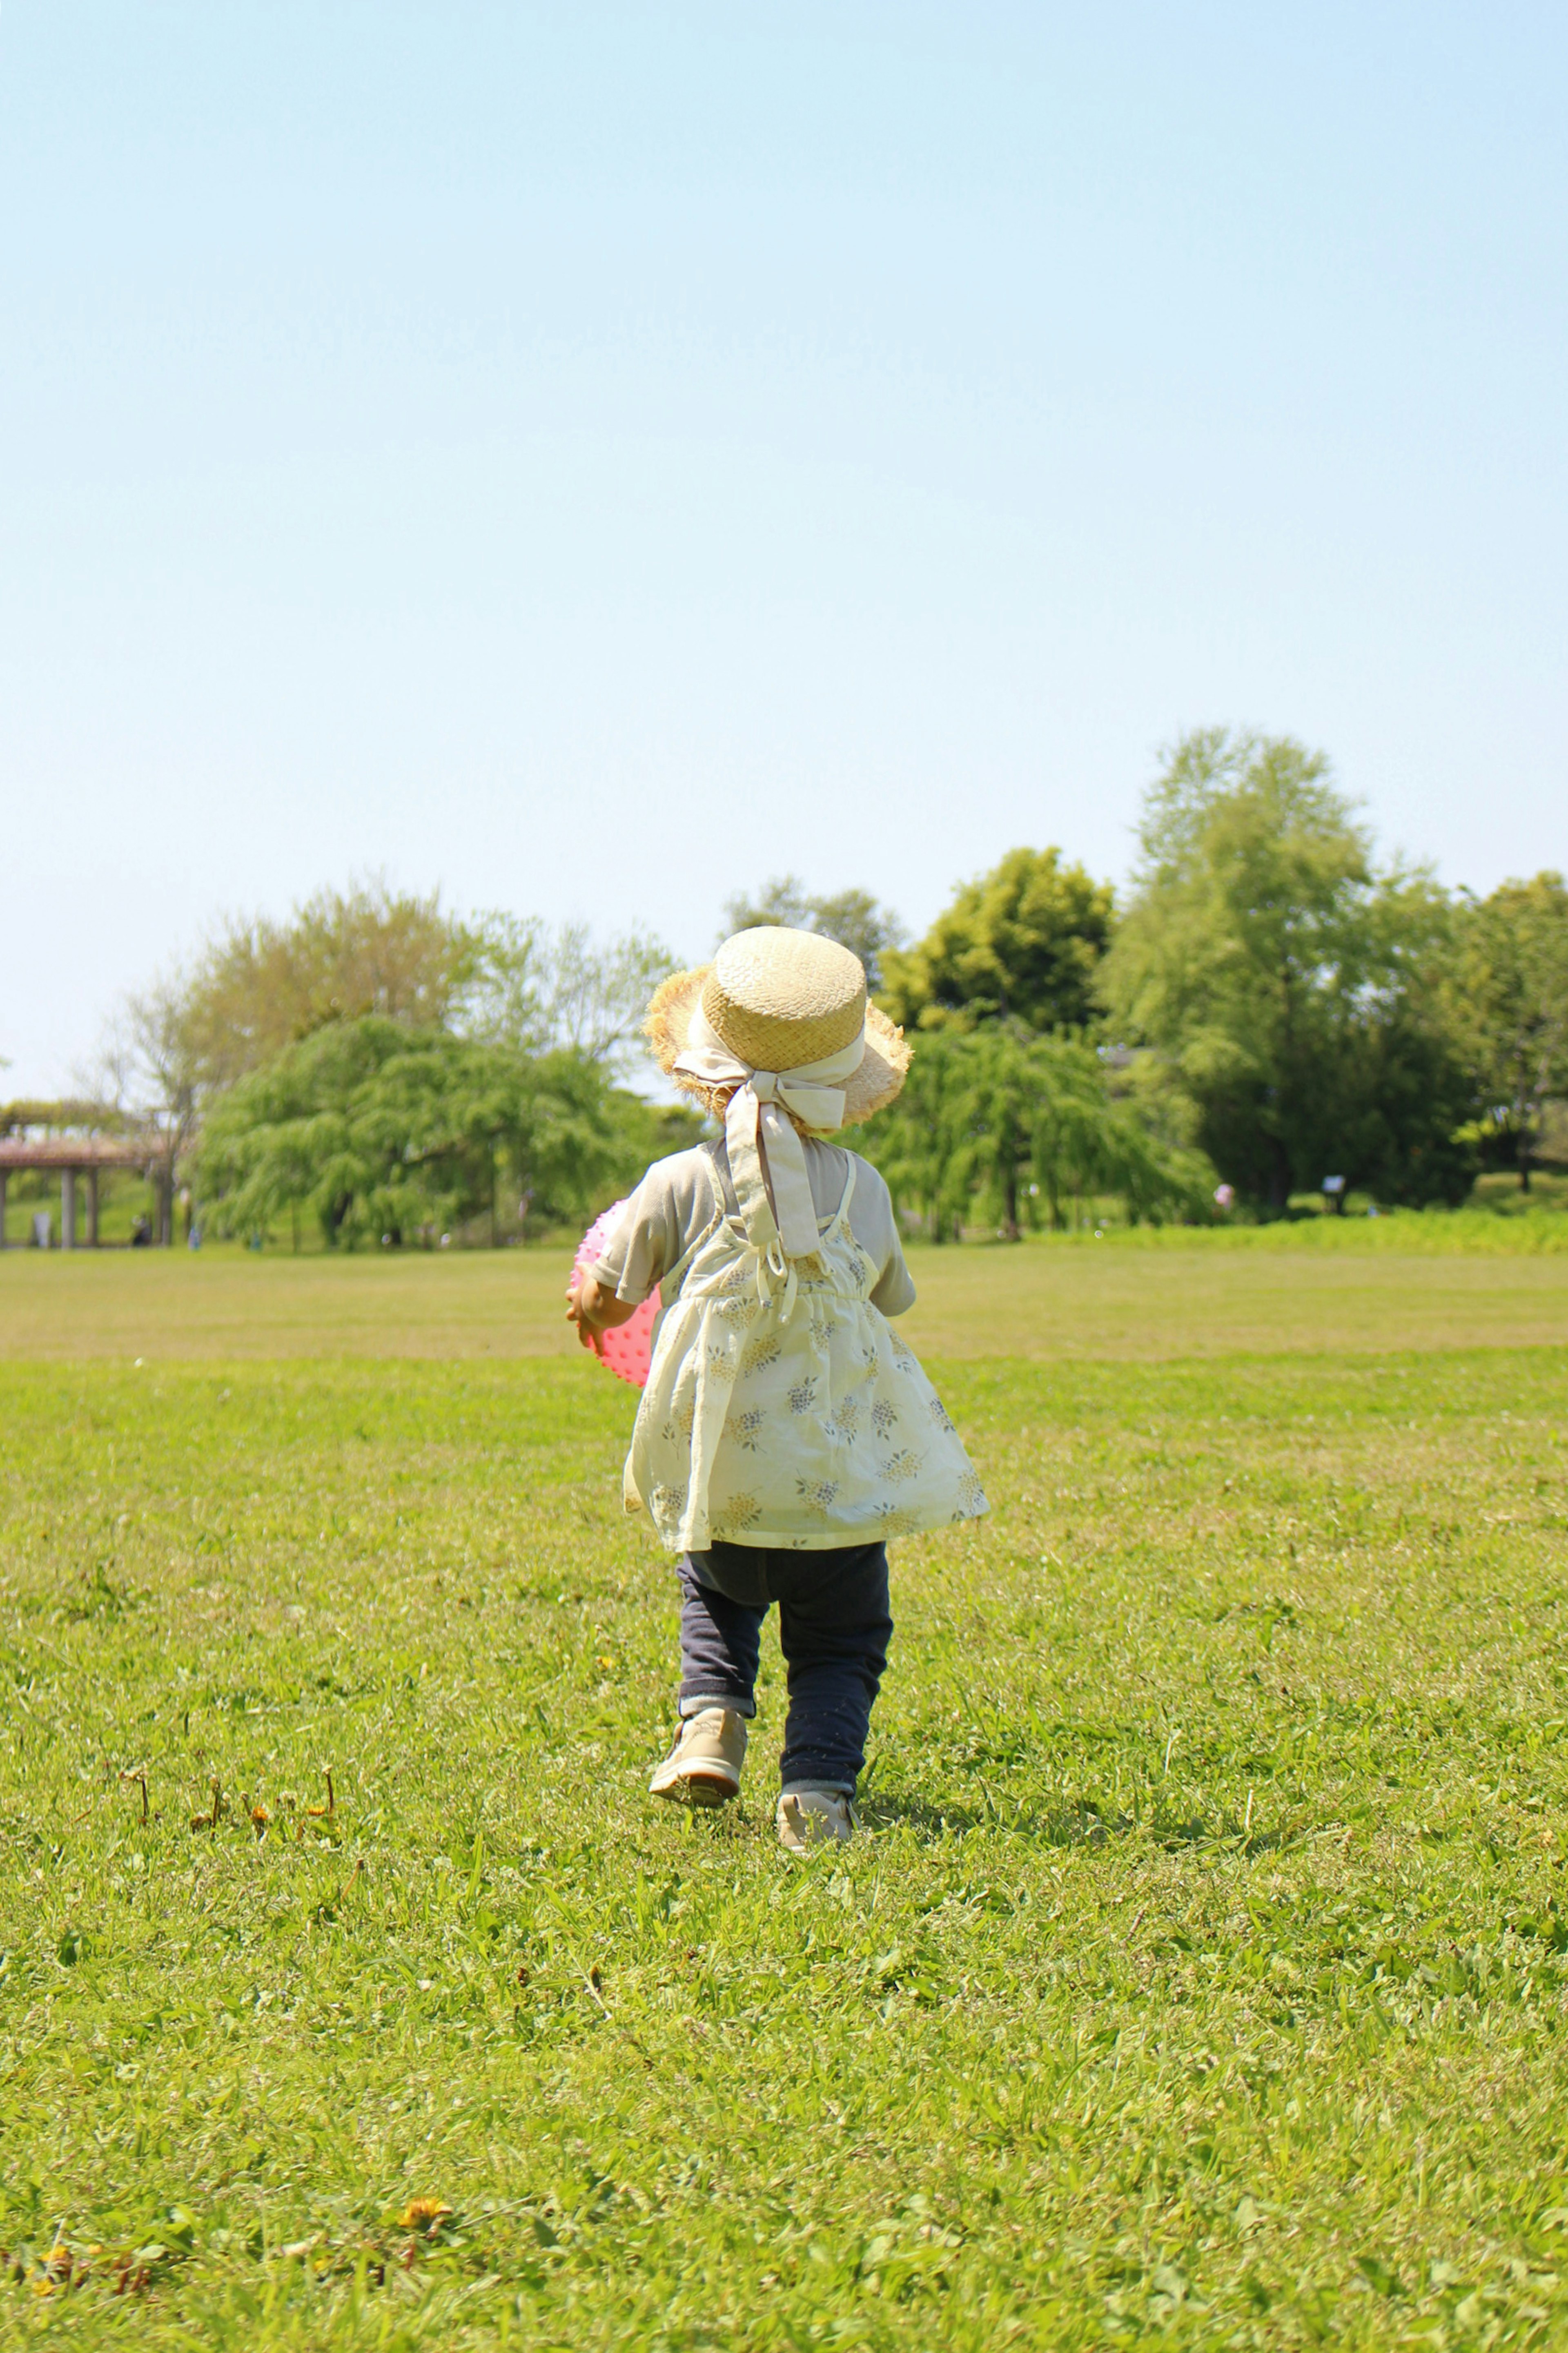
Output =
[
  {"x1": 1, "y1": 1233, "x2": 1566, "y2": 2347},
  {"x1": 4, "y1": 1217, "x2": 1568, "y2": 1363}
]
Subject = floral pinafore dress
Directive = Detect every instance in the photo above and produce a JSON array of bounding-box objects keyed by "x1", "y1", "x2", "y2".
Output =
[{"x1": 624, "y1": 1145, "x2": 988, "y2": 1552}]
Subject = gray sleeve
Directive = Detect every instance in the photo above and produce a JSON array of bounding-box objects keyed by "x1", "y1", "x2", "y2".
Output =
[
  {"x1": 870, "y1": 1232, "x2": 918, "y2": 1318},
  {"x1": 589, "y1": 1162, "x2": 688, "y2": 1305},
  {"x1": 847, "y1": 1155, "x2": 918, "y2": 1317}
]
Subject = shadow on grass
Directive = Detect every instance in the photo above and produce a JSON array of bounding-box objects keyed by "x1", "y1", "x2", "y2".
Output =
[
  {"x1": 863, "y1": 1794, "x2": 1135, "y2": 1847},
  {"x1": 863, "y1": 1793, "x2": 1298, "y2": 1856}
]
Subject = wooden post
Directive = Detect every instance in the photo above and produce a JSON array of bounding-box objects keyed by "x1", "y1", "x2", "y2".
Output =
[
  {"x1": 87, "y1": 1168, "x2": 100, "y2": 1248},
  {"x1": 61, "y1": 1168, "x2": 77, "y2": 1251}
]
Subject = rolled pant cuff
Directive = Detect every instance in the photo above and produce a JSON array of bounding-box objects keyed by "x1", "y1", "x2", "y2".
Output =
[{"x1": 679, "y1": 1690, "x2": 756, "y2": 1721}]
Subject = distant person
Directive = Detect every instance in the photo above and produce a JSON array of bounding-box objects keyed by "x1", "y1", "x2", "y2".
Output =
[
  {"x1": 566, "y1": 928, "x2": 988, "y2": 1852},
  {"x1": 130, "y1": 1215, "x2": 151, "y2": 1248}
]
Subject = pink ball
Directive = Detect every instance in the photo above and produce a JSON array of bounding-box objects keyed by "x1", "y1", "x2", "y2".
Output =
[{"x1": 573, "y1": 1202, "x2": 660, "y2": 1388}]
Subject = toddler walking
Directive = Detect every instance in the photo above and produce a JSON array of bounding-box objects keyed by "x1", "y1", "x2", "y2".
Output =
[{"x1": 567, "y1": 927, "x2": 988, "y2": 1851}]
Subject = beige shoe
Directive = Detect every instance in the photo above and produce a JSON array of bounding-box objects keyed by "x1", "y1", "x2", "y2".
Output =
[
  {"x1": 776, "y1": 1789, "x2": 856, "y2": 1853},
  {"x1": 648, "y1": 1706, "x2": 748, "y2": 1808}
]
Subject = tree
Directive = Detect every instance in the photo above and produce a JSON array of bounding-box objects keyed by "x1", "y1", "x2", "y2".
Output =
[
  {"x1": 1098, "y1": 729, "x2": 1475, "y2": 1211},
  {"x1": 460, "y1": 915, "x2": 678, "y2": 1073},
  {"x1": 1450, "y1": 873, "x2": 1568, "y2": 1189},
  {"x1": 852, "y1": 1026, "x2": 976, "y2": 1242},
  {"x1": 103, "y1": 887, "x2": 679, "y2": 1236},
  {"x1": 98, "y1": 970, "x2": 205, "y2": 1242},
  {"x1": 858, "y1": 1028, "x2": 1210, "y2": 1239},
  {"x1": 878, "y1": 848, "x2": 1114, "y2": 1034},
  {"x1": 180, "y1": 879, "x2": 468, "y2": 1088},
  {"x1": 196, "y1": 1017, "x2": 640, "y2": 1250},
  {"x1": 721, "y1": 878, "x2": 905, "y2": 992}
]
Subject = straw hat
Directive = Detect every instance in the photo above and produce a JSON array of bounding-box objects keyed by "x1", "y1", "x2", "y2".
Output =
[{"x1": 645, "y1": 927, "x2": 910, "y2": 1130}]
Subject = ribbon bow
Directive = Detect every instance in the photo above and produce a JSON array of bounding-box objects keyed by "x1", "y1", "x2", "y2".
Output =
[{"x1": 672, "y1": 1004, "x2": 865, "y2": 1282}]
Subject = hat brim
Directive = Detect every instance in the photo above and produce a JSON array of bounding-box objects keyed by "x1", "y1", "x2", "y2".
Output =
[{"x1": 644, "y1": 967, "x2": 910, "y2": 1129}]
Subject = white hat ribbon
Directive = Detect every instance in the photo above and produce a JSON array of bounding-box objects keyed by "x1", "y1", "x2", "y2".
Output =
[{"x1": 672, "y1": 1004, "x2": 866, "y2": 1274}]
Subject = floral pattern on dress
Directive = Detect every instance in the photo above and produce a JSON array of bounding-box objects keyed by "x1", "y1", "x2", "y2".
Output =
[
  {"x1": 624, "y1": 1150, "x2": 989, "y2": 1551},
  {"x1": 675, "y1": 1398, "x2": 696, "y2": 1439},
  {"x1": 710, "y1": 1491, "x2": 762, "y2": 1537},
  {"x1": 822, "y1": 1394, "x2": 861, "y2": 1446}
]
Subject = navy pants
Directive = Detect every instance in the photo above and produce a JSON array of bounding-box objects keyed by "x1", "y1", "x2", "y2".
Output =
[{"x1": 677, "y1": 1540, "x2": 892, "y2": 1794}]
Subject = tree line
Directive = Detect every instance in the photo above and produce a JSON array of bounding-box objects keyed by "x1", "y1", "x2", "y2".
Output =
[
  {"x1": 88, "y1": 897, "x2": 690, "y2": 1247},
  {"x1": 742, "y1": 730, "x2": 1568, "y2": 1231},
  {"x1": 44, "y1": 725, "x2": 1568, "y2": 1245}
]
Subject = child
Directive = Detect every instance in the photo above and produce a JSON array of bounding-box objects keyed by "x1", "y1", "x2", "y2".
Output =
[{"x1": 567, "y1": 926, "x2": 988, "y2": 1851}]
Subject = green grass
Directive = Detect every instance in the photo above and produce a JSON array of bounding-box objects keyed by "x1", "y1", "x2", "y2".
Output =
[
  {"x1": 4, "y1": 1216, "x2": 1568, "y2": 1365},
  {"x1": 2, "y1": 1258, "x2": 1567, "y2": 2346},
  {"x1": 0, "y1": 1178, "x2": 162, "y2": 1252}
]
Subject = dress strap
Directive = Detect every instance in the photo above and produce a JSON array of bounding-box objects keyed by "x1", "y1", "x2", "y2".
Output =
[
  {"x1": 658, "y1": 1145, "x2": 727, "y2": 1301},
  {"x1": 830, "y1": 1153, "x2": 857, "y2": 1231}
]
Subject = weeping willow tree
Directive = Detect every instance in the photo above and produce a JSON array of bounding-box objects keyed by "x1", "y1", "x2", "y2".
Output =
[
  {"x1": 857, "y1": 1028, "x2": 1211, "y2": 1238},
  {"x1": 195, "y1": 1017, "x2": 653, "y2": 1249}
]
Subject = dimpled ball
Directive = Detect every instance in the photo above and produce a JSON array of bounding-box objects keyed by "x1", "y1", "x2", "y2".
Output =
[{"x1": 573, "y1": 1202, "x2": 659, "y2": 1388}]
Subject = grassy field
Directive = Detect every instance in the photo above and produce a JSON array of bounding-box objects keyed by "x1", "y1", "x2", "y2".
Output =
[
  {"x1": 3, "y1": 1219, "x2": 1568, "y2": 1363},
  {"x1": 1, "y1": 1235, "x2": 1566, "y2": 2346}
]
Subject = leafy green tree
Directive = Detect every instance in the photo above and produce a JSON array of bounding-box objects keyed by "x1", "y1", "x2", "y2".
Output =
[
  {"x1": 878, "y1": 848, "x2": 1113, "y2": 1034},
  {"x1": 1450, "y1": 873, "x2": 1568, "y2": 1189},
  {"x1": 853, "y1": 1027, "x2": 975, "y2": 1242},
  {"x1": 859, "y1": 1028, "x2": 1210, "y2": 1238},
  {"x1": 197, "y1": 1018, "x2": 635, "y2": 1249},
  {"x1": 180, "y1": 880, "x2": 468, "y2": 1088},
  {"x1": 721, "y1": 878, "x2": 905, "y2": 992},
  {"x1": 1098, "y1": 730, "x2": 1475, "y2": 1210},
  {"x1": 461, "y1": 915, "x2": 678, "y2": 1073}
]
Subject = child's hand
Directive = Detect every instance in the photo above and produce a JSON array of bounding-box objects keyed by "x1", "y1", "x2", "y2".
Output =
[
  {"x1": 566, "y1": 1270, "x2": 640, "y2": 1350},
  {"x1": 565, "y1": 1269, "x2": 601, "y2": 1349}
]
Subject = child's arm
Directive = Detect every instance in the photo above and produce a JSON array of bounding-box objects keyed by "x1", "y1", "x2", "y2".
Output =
[
  {"x1": 565, "y1": 1269, "x2": 640, "y2": 1349},
  {"x1": 564, "y1": 1155, "x2": 696, "y2": 1348},
  {"x1": 854, "y1": 1156, "x2": 917, "y2": 1315}
]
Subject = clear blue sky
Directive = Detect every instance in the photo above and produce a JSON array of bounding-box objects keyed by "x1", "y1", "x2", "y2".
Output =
[{"x1": 2, "y1": 3, "x2": 1564, "y2": 1095}]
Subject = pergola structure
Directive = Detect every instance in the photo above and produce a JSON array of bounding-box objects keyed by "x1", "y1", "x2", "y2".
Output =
[{"x1": 0, "y1": 1135, "x2": 161, "y2": 1249}]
